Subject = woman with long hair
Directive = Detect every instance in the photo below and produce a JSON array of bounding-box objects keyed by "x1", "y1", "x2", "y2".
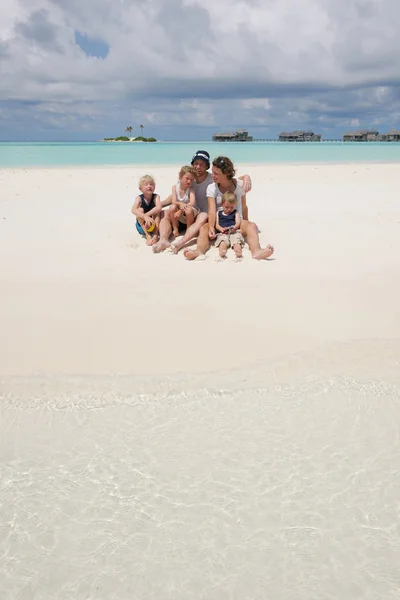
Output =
[{"x1": 183, "y1": 156, "x2": 274, "y2": 260}]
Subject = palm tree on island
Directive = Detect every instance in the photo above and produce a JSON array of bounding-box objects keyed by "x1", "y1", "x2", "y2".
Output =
[
  {"x1": 125, "y1": 126, "x2": 133, "y2": 139},
  {"x1": 140, "y1": 124, "x2": 144, "y2": 135}
]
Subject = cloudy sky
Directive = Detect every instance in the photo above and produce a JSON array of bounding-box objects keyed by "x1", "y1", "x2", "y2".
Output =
[{"x1": 1, "y1": 0, "x2": 399, "y2": 141}]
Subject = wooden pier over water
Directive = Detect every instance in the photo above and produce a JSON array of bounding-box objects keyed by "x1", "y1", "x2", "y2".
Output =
[{"x1": 231, "y1": 138, "x2": 342, "y2": 143}]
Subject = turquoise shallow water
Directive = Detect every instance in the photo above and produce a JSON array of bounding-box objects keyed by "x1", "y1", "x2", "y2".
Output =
[
  {"x1": 1, "y1": 340, "x2": 400, "y2": 600},
  {"x1": 1, "y1": 141, "x2": 400, "y2": 167}
]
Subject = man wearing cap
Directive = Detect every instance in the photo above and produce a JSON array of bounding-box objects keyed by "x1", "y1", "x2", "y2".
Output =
[{"x1": 153, "y1": 150, "x2": 252, "y2": 254}]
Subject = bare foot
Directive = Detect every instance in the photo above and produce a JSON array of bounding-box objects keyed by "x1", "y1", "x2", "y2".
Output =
[
  {"x1": 152, "y1": 239, "x2": 171, "y2": 253},
  {"x1": 233, "y1": 246, "x2": 242, "y2": 260},
  {"x1": 184, "y1": 248, "x2": 203, "y2": 261},
  {"x1": 150, "y1": 235, "x2": 159, "y2": 246},
  {"x1": 146, "y1": 237, "x2": 153, "y2": 246},
  {"x1": 252, "y1": 244, "x2": 274, "y2": 260},
  {"x1": 169, "y1": 243, "x2": 179, "y2": 255},
  {"x1": 215, "y1": 255, "x2": 226, "y2": 262},
  {"x1": 172, "y1": 228, "x2": 179, "y2": 238}
]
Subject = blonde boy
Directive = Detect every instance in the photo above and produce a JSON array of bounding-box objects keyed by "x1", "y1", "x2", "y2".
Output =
[
  {"x1": 131, "y1": 175, "x2": 162, "y2": 246},
  {"x1": 215, "y1": 192, "x2": 245, "y2": 261}
]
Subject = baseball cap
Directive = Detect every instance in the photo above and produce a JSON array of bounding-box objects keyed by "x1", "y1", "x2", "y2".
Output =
[{"x1": 191, "y1": 150, "x2": 210, "y2": 168}]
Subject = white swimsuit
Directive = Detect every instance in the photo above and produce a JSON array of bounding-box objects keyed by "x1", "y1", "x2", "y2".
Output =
[
  {"x1": 176, "y1": 180, "x2": 191, "y2": 204},
  {"x1": 174, "y1": 180, "x2": 199, "y2": 223}
]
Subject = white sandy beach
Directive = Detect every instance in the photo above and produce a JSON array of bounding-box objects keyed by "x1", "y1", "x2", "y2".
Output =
[
  {"x1": 1, "y1": 163, "x2": 400, "y2": 375},
  {"x1": 1, "y1": 163, "x2": 400, "y2": 599}
]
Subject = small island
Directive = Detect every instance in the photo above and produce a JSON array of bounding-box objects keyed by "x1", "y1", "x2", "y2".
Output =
[
  {"x1": 103, "y1": 125, "x2": 156, "y2": 143},
  {"x1": 103, "y1": 136, "x2": 157, "y2": 142}
]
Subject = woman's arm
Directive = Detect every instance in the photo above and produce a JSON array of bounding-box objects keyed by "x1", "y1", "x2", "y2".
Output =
[
  {"x1": 238, "y1": 175, "x2": 252, "y2": 193},
  {"x1": 207, "y1": 196, "x2": 217, "y2": 235},
  {"x1": 241, "y1": 194, "x2": 248, "y2": 221},
  {"x1": 234, "y1": 211, "x2": 242, "y2": 231}
]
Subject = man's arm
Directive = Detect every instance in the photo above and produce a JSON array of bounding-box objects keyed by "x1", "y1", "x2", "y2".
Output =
[{"x1": 161, "y1": 195, "x2": 172, "y2": 208}]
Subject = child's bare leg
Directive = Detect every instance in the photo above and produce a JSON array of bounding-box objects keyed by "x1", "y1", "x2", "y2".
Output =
[
  {"x1": 185, "y1": 208, "x2": 195, "y2": 228},
  {"x1": 168, "y1": 207, "x2": 180, "y2": 237},
  {"x1": 143, "y1": 222, "x2": 153, "y2": 245},
  {"x1": 233, "y1": 243, "x2": 243, "y2": 260},
  {"x1": 153, "y1": 214, "x2": 173, "y2": 253},
  {"x1": 171, "y1": 217, "x2": 180, "y2": 238},
  {"x1": 137, "y1": 216, "x2": 152, "y2": 245},
  {"x1": 218, "y1": 241, "x2": 228, "y2": 259},
  {"x1": 151, "y1": 216, "x2": 161, "y2": 246},
  {"x1": 141, "y1": 222, "x2": 152, "y2": 245}
]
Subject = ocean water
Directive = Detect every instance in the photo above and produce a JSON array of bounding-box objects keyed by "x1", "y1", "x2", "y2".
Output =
[
  {"x1": 1, "y1": 339, "x2": 400, "y2": 600},
  {"x1": 1, "y1": 141, "x2": 400, "y2": 167}
]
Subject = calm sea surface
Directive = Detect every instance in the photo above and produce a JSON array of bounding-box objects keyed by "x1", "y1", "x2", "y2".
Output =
[
  {"x1": 1, "y1": 141, "x2": 400, "y2": 167},
  {"x1": 2, "y1": 339, "x2": 400, "y2": 600}
]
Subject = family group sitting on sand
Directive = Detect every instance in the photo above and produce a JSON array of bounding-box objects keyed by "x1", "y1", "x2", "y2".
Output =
[{"x1": 131, "y1": 150, "x2": 274, "y2": 261}]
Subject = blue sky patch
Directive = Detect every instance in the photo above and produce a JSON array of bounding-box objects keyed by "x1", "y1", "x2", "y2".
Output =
[{"x1": 74, "y1": 31, "x2": 109, "y2": 59}]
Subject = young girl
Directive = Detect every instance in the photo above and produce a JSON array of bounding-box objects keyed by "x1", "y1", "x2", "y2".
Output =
[
  {"x1": 169, "y1": 166, "x2": 199, "y2": 238},
  {"x1": 131, "y1": 175, "x2": 162, "y2": 246},
  {"x1": 215, "y1": 192, "x2": 244, "y2": 261}
]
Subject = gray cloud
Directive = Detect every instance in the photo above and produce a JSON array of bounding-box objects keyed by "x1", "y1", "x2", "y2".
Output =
[
  {"x1": 14, "y1": 9, "x2": 63, "y2": 52},
  {"x1": 0, "y1": 41, "x2": 9, "y2": 61},
  {"x1": 0, "y1": 0, "x2": 399, "y2": 139}
]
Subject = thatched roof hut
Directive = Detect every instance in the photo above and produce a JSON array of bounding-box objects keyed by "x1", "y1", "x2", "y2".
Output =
[
  {"x1": 279, "y1": 130, "x2": 321, "y2": 142},
  {"x1": 212, "y1": 130, "x2": 253, "y2": 142}
]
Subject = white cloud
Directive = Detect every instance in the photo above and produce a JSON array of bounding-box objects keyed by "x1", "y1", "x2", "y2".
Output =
[
  {"x1": 241, "y1": 99, "x2": 271, "y2": 110},
  {"x1": 0, "y1": 0, "x2": 400, "y2": 139}
]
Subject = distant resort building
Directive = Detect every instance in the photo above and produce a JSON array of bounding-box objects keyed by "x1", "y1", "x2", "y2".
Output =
[
  {"x1": 212, "y1": 130, "x2": 253, "y2": 142},
  {"x1": 279, "y1": 130, "x2": 321, "y2": 142},
  {"x1": 384, "y1": 129, "x2": 400, "y2": 141},
  {"x1": 342, "y1": 128, "x2": 400, "y2": 142},
  {"x1": 342, "y1": 129, "x2": 379, "y2": 142},
  {"x1": 211, "y1": 127, "x2": 400, "y2": 143}
]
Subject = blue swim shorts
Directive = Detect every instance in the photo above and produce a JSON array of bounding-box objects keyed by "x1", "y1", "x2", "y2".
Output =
[{"x1": 136, "y1": 220, "x2": 145, "y2": 235}]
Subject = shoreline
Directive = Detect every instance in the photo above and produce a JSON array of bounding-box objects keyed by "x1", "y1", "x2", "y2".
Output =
[{"x1": 2, "y1": 159, "x2": 400, "y2": 170}]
